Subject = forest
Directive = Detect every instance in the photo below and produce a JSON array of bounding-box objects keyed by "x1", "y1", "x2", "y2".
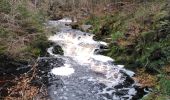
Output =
[{"x1": 0, "y1": 0, "x2": 170, "y2": 100}]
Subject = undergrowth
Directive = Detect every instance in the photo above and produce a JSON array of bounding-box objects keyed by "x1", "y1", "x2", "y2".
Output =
[
  {"x1": 84, "y1": 0, "x2": 170, "y2": 99},
  {"x1": 0, "y1": 0, "x2": 50, "y2": 99},
  {"x1": 0, "y1": 0, "x2": 50, "y2": 60}
]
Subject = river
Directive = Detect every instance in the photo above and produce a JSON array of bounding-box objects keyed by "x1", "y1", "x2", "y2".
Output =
[{"x1": 38, "y1": 18, "x2": 147, "y2": 100}]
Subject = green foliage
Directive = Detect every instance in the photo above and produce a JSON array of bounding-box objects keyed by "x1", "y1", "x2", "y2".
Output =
[
  {"x1": 85, "y1": 16, "x2": 100, "y2": 34},
  {"x1": 111, "y1": 31, "x2": 124, "y2": 41},
  {"x1": 159, "y1": 76, "x2": 170, "y2": 95},
  {"x1": 0, "y1": 0, "x2": 49, "y2": 60},
  {"x1": 142, "y1": 75, "x2": 170, "y2": 100},
  {"x1": 0, "y1": 45, "x2": 6, "y2": 54},
  {"x1": 0, "y1": 27, "x2": 9, "y2": 37},
  {"x1": 30, "y1": 34, "x2": 50, "y2": 57},
  {"x1": 16, "y1": 3, "x2": 45, "y2": 34},
  {"x1": 102, "y1": 1, "x2": 170, "y2": 71},
  {"x1": 85, "y1": 1, "x2": 170, "y2": 99},
  {"x1": 84, "y1": 0, "x2": 170, "y2": 71},
  {"x1": 17, "y1": 4, "x2": 31, "y2": 18},
  {"x1": 0, "y1": 0, "x2": 11, "y2": 13},
  {"x1": 142, "y1": 94, "x2": 169, "y2": 100}
]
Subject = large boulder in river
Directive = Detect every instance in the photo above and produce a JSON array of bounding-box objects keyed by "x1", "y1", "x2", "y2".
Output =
[{"x1": 52, "y1": 45, "x2": 64, "y2": 55}]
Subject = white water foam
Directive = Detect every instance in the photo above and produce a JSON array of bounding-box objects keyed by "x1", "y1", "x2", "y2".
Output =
[
  {"x1": 51, "y1": 64, "x2": 75, "y2": 76},
  {"x1": 58, "y1": 18, "x2": 73, "y2": 23}
]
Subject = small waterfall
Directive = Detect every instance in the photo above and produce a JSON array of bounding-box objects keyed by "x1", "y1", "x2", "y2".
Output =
[{"x1": 39, "y1": 18, "x2": 147, "y2": 100}]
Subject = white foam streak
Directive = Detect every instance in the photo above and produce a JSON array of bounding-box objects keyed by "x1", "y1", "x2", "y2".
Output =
[
  {"x1": 91, "y1": 55, "x2": 114, "y2": 62},
  {"x1": 124, "y1": 70, "x2": 135, "y2": 77},
  {"x1": 58, "y1": 18, "x2": 72, "y2": 23},
  {"x1": 51, "y1": 64, "x2": 75, "y2": 76}
]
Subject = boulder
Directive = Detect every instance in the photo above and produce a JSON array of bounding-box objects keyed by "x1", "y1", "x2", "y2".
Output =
[{"x1": 81, "y1": 25, "x2": 92, "y2": 32}]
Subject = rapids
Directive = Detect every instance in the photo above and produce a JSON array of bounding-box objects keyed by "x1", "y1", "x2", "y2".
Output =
[{"x1": 39, "y1": 18, "x2": 147, "y2": 100}]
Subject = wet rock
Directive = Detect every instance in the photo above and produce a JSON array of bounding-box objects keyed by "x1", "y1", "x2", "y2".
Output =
[
  {"x1": 36, "y1": 58, "x2": 65, "y2": 100},
  {"x1": 0, "y1": 55, "x2": 30, "y2": 76},
  {"x1": 132, "y1": 86, "x2": 149, "y2": 100},
  {"x1": 99, "y1": 25, "x2": 110, "y2": 36},
  {"x1": 33, "y1": 57, "x2": 64, "y2": 87},
  {"x1": 48, "y1": 74, "x2": 63, "y2": 87},
  {"x1": 102, "y1": 93, "x2": 112, "y2": 99},
  {"x1": 99, "y1": 44, "x2": 108, "y2": 49},
  {"x1": 52, "y1": 45, "x2": 64, "y2": 55},
  {"x1": 114, "y1": 72, "x2": 134, "y2": 89},
  {"x1": 38, "y1": 57, "x2": 64, "y2": 71},
  {"x1": 94, "y1": 44, "x2": 109, "y2": 55},
  {"x1": 0, "y1": 55, "x2": 31, "y2": 98},
  {"x1": 115, "y1": 89, "x2": 128, "y2": 96},
  {"x1": 106, "y1": 88, "x2": 114, "y2": 91},
  {"x1": 50, "y1": 14, "x2": 63, "y2": 20},
  {"x1": 97, "y1": 83, "x2": 107, "y2": 90},
  {"x1": 71, "y1": 23, "x2": 79, "y2": 29}
]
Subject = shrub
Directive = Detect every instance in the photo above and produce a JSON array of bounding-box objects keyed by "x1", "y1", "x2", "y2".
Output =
[
  {"x1": 0, "y1": 0, "x2": 11, "y2": 14},
  {"x1": 30, "y1": 34, "x2": 50, "y2": 57},
  {"x1": 85, "y1": 1, "x2": 170, "y2": 99},
  {"x1": 0, "y1": 0, "x2": 50, "y2": 60}
]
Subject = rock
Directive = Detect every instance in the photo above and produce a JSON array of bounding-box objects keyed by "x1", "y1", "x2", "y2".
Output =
[
  {"x1": 0, "y1": 55, "x2": 29, "y2": 76},
  {"x1": 99, "y1": 25, "x2": 110, "y2": 35},
  {"x1": 71, "y1": 23, "x2": 79, "y2": 29},
  {"x1": 50, "y1": 14, "x2": 63, "y2": 20},
  {"x1": 81, "y1": 25, "x2": 92, "y2": 32},
  {"x1": 37, "y1": 57, "x2": 64, "y2": 73},
  {"x1": 52, "y1": 45, "x2": 64, "y2": 55},
  {"x1": 115, "y1": 89, "x2": 128, "y2": 96},
  {"x1": 101, "y1": 93, "x2": 113, "y2": 99},
  {"x1": 99, "y1": 44, "x2": 108, "y2": 50},
  {"x1": 114, "y1": 72, "x2": 135, "y2": 89},
  {"x1": 132, "y1": 86, "x2": 149, "y2": 100}
]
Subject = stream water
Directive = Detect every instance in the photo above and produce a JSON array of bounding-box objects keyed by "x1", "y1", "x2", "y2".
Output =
[{"x1": 38, "y1": 18, "x2": 147, "y2": 100}]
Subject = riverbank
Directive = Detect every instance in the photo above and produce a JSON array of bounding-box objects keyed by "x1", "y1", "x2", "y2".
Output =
[
  {"x1": 0, "y1": 0, "x2": 51, "y2": 99},
  {"x1": 80, "y1": 0, "x2": 170, "y2": 99}
]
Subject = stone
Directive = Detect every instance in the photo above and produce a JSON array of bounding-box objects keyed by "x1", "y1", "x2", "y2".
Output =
[
  {"x1": 81, "y1": 25, "x2": 92, "y2": 32},
  {"x1": 52, "y1": 45, "x2": 64, "y2": 55}
]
